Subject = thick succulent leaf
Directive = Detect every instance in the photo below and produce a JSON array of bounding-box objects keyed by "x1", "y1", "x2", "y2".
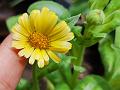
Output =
[
  {"x1": 27, "y1": 1, "x2": 70, "y2": 19},
  {"x1": 69, "y1": 1, "x2": 89, "y2": 15},
  {"x1": 99, "y1": 32, "x2": 120, "y2": 90},
  {"x1": 115, "y1": 26, "x2": 120, "y2": 48},
  {"x1": 6, "y1": 15, "x2": 19, "y2": 31},
  {"x1": 89, "y1": 0, "x2": 110, "y2": 10},
  {"x1": 99, "y1": 34, "x2": 115, "y2": 78},
  {"x1": 75, "y1": 75, "x2": 112, "y2": 90},
  {"x1": 104, "y1": 0, "x2": 120, "y2": 16}
]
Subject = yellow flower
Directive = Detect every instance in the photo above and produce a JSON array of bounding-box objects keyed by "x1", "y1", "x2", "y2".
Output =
[{"x1": 12, "y1": 7, "x2": 74, "y2": 68}]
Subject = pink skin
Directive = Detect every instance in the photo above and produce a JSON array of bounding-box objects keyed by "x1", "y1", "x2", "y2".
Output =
[{"x1": 0, "y1": 34, "x2": 26, "y2": 90}]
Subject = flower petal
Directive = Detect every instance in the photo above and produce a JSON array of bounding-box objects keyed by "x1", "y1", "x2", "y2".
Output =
[
  {"x1": 29, "y1": 49, "x2": 37, "y2": 65},
  {"x1": 44, "y1": 60, "x2": 49, "y2": 65},
  {"x1": 46, "y1": 50, "x2": 61, "y2": 63},
  {"x1": 31, "y1": 49, "x2": 45, "y2": 68},
  {"x1": 12, "y1": 24, "x2": 29, "y2": 37},
  {"x1": 35, "y1": 7, "x2": 58, "y2": 34},
  {"x1": 48, "y1": 21, "x2": 70, "y2": 40},
  {"x1": 12, "y1": 41, "x2": 28, "y2": 49},
  {"x1": 41, "y1": 50, "x2": 49, "y2": 62},
  {"x1": 18, "y1": 45, "x2": 34, "y2": 58},
  {"x1": 49, "y1": 41, "x2": 72, "y2": 53},
  {"x1": 50, "y1": 32, "x2": 74, "y2": 42},
  {"x1": 12, "y1": 32, "x2": 28, "y2": 41},
  {"x1": 29, "y1": 10, "x2": 40, "y2": 30},
  {"x1": 37, "y1": 59, "x2": 44, "y2": 68},
  {"x1": 18, "y1": 13, "x2": 31, "y2": 33}
]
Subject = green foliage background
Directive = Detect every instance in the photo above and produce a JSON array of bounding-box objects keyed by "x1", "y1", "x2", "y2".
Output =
[{"x1": 6, "y1": 0, "x2": 120, "y2": 90}]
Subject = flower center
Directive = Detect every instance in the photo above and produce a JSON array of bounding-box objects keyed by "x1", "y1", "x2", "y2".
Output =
[{"x1": 28, "y1": 32, "x2": 49, "y2": 49}]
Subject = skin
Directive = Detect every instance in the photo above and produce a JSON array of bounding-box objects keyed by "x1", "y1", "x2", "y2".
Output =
[{"x1": 0, "y1": 34, "x2": 26, "y2": 90}]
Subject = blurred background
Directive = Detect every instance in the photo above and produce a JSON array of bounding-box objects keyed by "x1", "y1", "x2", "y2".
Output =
[{"x1": 0, "y1": 0, "x2": 104, "y2": 89}]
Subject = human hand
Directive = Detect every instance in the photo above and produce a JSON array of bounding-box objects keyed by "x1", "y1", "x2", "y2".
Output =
[{"x1": 0, "y1": 34, "x2": 26, "y2": 90}]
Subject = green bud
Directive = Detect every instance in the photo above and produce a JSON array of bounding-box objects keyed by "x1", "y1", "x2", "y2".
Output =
[{"x1": 86, "y1": 9, "x2": 105, "y2": 25}]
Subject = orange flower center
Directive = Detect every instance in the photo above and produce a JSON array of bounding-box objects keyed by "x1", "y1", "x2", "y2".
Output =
[{"x1": 28, "y1": 32, "x2": 49, "y2": 49}]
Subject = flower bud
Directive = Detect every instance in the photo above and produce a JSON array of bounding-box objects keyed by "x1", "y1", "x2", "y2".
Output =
[{"x1": 86, "y1": 9, "x2": 105, "y2": 25}]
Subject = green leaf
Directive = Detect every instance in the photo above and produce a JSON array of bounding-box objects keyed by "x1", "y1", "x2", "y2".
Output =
[
  {"x1": 59, "y1": 54, "x2": 76, "y2": 87},
  {"x1": 89, "y1": 0, "x2": 110, "y2": 10},
  {"x1": 74, "y1": 65, "x2": 86, "y2": 73},
  {"x1": 16, "y1": 78, "x2": 31, "y2": 90},
  {"x1": 93, "y1": 33, "x2": 107, "y2": 38},
  {"x1": 65, "y1": 14, "x2": 81, "y2": 27},
  {"x1": 104, "y1": 10, "x2": 120, "y2": 24},
  {"x1": 47, "y1": 70, "x2": 63, "y2": 85},
  {"x1": 104, "y1": 0, "x2": 120, "y2": 15},
  {"x1": 69, "y1": 1, "x2": 89, "y2": 15},
  {"x1": 91, "y1": 10, "x2": 120, "y2": 34},
  {"x1": 115, "y1": 26, "x2": 120, "y2": 48},
  {"x1": 56, "y1": 83, "x2": 70, "y2": 90},
  {"x1": 27, "y1": 1, "x2": 70, "y2": 19},
  {"x1": 99, "y1": 34, "x2": 114, "y2": 78},
  {"x1": 99, "y1": 33, "x2": 120, "y2": 90},
  {"x1": 45, "y1": 77, "x2": 55, "y2": 90},
  {"x1": 71, "y1": 26, "x2": 82, "y2": 37},
  {"x1": 37, "y1": 61, "x2": 59, "y2": 78},
  {"x1": 6, "y1": 15, "x2": 19, "y2": 31},
  {"x1": 75, "y1": 75, "x2": 112, "y2": 90}
]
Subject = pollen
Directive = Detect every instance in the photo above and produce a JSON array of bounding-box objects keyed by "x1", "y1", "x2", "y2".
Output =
[{"x1": 28, "y1": 32, "x2": 49, "y2": 49}]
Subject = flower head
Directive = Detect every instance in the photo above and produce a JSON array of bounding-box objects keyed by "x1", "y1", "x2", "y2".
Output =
[
  {"x1": 86, "y1": 9, "x2": 105, "y2": 25},
  {"x1": 12, "y1": 7, "x2": 74, "y2": 68}
]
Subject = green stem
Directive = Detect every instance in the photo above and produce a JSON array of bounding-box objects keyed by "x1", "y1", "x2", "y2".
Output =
[
  {"x1": 32, "y1": 62, "x2": 40, "y2": 90},
  {"x1": 71, "y1": 45, "x2": 85, "y2": 89}
]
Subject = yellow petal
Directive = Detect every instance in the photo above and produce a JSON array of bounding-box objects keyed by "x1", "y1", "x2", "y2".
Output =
[
  {"x1": 29, "y1": 49, "x2": 36, "y2": 65},
  {"x1": 49, "y1": 41, "x2": 72, "y2": 53},
  {"x1": 46, "y1": 50, "x2": 61, "y2": 63},
  {"x1": 36, "y1": 49, "x2": 49, "y2": 68},
  {"x1": 32, "y1": 49, "x2": 45, "y2": 68},
  {"x1": 50, "y1": 32, "x2": 74, "y2": 42},
  {"x1": 18, "y1": 13, "x2": 31, "y2": 33},
  {"x1": 37, "y1": 59, "x2": 44, "y2": 68},
  {"x1": 12, "y1": 24, "x2": 29, "y2": 37},
  {"x1": 35, "y1": 49, "x2": 49, "y2": 67},
  {"x1": 44, "y1": 60, "x2": 49, "y2": 65},
  {"x1": 33, "y1": 49, "x2": 42, "y2": 60},
  {"x1": 12, "y1": 41, "x2": 28, "y2": 49},
  {"x1": 18, "y1": 45, "x2": 34, "y2": 58},
  {"x1": 29, "y1": 10, "x2": 40, "y2": 30},
  {"x1": 43, "y1": 11, "x2": 58, "y2": 35},
  {"x1": 12, "y1": 32, "x2": 28, "y2": 41},
  {"x1": 41, "y1": 50, "x2": 49, "y2": 62},
  {"x1": 35, "y1": 7, "x2": 58, "y2": 34},
  {"x1": 48, "y1": 21, "x2": 70, "y2": 40},
  {"x1": 33, "y1": 49, "x2": 45, "y2": 68},
  {"x1": 29, "y1": 57, "x2": 35, "y2": 65},
  {"x1": 48, "y1": 21, "x2": 70, "y2": 36},
  {"x1": 58, "y1": 32, "x2": 74, "y2": 41}
]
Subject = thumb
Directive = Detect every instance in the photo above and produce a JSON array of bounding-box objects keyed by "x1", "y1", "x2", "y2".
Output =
[{"x1": 0, "y1": 34, "x2": 26, "y2": 90}]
